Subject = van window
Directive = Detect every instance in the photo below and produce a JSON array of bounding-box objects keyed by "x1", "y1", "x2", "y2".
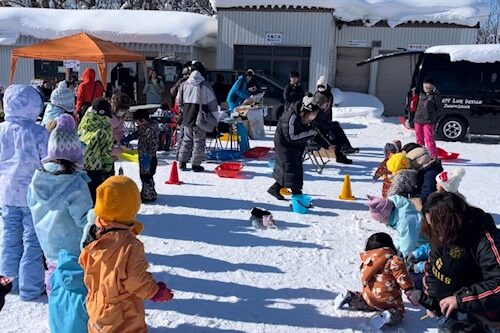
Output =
[{"x1": 480, "y1": 67, "x2": 500, "y2": 93}]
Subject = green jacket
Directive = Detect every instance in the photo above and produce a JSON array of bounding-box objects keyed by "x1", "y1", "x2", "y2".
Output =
[{"x1": 78, "y1": 109, "x2": 113, "y2": 172}]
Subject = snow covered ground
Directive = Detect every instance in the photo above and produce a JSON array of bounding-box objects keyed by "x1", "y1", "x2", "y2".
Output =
[{"x1": 1, "y1": 117, "x2": 500, "y2": 333}]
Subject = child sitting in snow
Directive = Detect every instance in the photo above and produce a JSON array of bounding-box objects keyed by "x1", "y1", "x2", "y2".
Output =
[
  {"x1": 122, "y1": 109, "x2": 160, "y2": 202},
  {"x1": 436, "y1": 168, "x2": 466, "y2": 195},
  {"x1": 79, "y1": 176, "x2": 173, "y2": 333},
  {"x1": 365, "y1": 194, "x2": 425, "y2": 258},
  {"x1": 27, "y1": 114, "x2": 92, "y2": 333},
  {"x1": 0, "y1": 85, "x2": 49, "y2": 301},
  {"x1": 336, "y1": 232, "x2": 414, "y2": 326},
  {"x1": 373, "y1": 140, "x2": 402, "y2": 198},
  {"x1": 386, "y1": 152, "x2": 418, "y2": 197}
]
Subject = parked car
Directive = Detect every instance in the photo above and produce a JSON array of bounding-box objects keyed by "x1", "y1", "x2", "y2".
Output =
[
  {"x1": 152, "y1": 57, "x2": 285, "y2": 123},
  {"x1": 358, "y1": 46, "x2": 500, "y2": 141}
]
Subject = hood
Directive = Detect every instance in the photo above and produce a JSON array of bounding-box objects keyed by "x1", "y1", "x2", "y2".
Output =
[
  {"x1": 79, "y1": 108, "x2": 110, "y2": 131},
  {"x1": 55, "y1": 249, "x2": 87, "y2": 292},
  {"x1": 84, "y1": 222, "x2": 135, "y2": 262},
  {"x1": 82, "y1": 68, "x2": 96, "y2": 83},
  {"x1": 186, "y1": 70, "x2": 205, "y2": 86},
  {"x1": 3, "y1": 84, "x2": 43, "y2": 121},
  {"x1": 360, "y1": 247, "x2": 396, "y2": 281},
  {"x1": 30, "y1": 169, "x2": 90, "y2": 204},
  {"x1": 316, "y1": 76, "x2": 327, "y2": 87}
]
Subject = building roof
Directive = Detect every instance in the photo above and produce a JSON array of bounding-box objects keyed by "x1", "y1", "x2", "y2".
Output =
[
  {"x1": 0, "y1": 8, "x2": 217, "y2": 46},
  {"x1": 425, "y1": 44, "x2": 500, "y2": 63},
  {"x1": 209, "y1": 0, "x2": 489, "y2": 27}
]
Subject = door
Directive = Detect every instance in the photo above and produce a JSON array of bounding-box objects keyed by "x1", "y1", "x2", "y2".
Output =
[{"x1": 335, "y1": 47, "x2": 371, "y2": 93}]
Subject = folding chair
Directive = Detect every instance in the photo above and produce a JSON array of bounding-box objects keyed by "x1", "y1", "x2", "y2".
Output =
[{"x1": 303, "y1": 143, "x2": 330, "y2": 174}]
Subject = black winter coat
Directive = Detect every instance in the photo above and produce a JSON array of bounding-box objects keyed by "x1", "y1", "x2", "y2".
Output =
[
  {"x1": 417, "y1": 159, "x2": 443, "y2": 203},
  {"x1": 283, "y1": 84, "x2": 304, "y2": 111},
  {"x1": 423, "y1": 208, "x2": 500, "y2": 318},
  {"x1": 414, "y1": 89, "x2": 442, "y2": 124},
  {"x1": 273, "y1": 102, "x2": 318, "y2": 189},
  {"x1": 315, "y1": 85, "x2": 334, "y2": 120}
]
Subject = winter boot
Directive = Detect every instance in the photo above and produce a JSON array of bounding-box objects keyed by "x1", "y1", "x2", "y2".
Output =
[
  {"x1": 342, "y1": 146, "x2": 360, "y2": 155},
  {"x1": 192, "y1": 165, "x2": 205, "y2": 172},
  {"x1": 336, "y1": 152, "x2": 353, "y2": 165},
  {"x1": 0, "y1": 276, "x2": 13, "y2": 312},
  {"x1": 334, "y1": 290, "x2": 356, "y2": 309},
  {"x1": 179, "y1": 162, "x2": 188, "y2": 171},
  {"x1": 267, "y1": 182, "x2": 285, "y2": 200}
]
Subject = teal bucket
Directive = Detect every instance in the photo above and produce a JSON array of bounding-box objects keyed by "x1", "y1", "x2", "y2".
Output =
[{"x1": 291, "y1": 194, "x2": 312, "y2": 214}]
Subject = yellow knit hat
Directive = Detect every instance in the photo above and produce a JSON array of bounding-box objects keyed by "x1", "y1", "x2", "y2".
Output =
[
  {"x1": 94, "y1": 175, "x2": 141, "y2": 226},
  {"x1": 387, "y1": 152, "x2": 411, "y2": 174}
]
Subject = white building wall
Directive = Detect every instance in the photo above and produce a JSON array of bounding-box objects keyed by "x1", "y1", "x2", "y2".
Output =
[{"x1": 217, "y1": 9, "x2": 335, "y2": 92}]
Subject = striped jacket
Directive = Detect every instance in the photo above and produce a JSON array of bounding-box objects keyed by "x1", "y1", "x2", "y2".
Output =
[{"x1": 423, "y1": 208, "x2": 500, "y2": 320}]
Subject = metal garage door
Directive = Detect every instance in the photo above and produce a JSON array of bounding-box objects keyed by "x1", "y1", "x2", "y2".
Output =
[
  {"x1": 375, "y1": 53, "x2": 414, "y2": 116},
  {"x1": 335, "y1": 47, "x2": 371, "y2": 93}
]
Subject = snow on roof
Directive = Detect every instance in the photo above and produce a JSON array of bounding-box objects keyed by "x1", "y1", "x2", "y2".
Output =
[
  {"x1": 0, "y1": 8, "x2": 217, "y2": 46},
  {"x1": 425, "y1": 44, "x2": 500, "y2": 63},
  {"x1": 210, "y1": 0, "x2": 489, "y2": 27}
]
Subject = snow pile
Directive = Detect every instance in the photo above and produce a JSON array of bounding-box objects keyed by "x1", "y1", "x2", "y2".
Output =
[
  {"x1": 0, "y1": 8, "x2": 217, "y2": 46},
  {"x1": 210, "y1": 0, "x2": 489, "y2": 27},
  {"x1": 331, "y1": 89, "x2": 385, "y2": 122},
  {"x1": 426, "y1": 44, "x2": 500, "y2": 63}
]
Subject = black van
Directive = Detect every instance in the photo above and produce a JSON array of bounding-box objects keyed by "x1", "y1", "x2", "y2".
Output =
[
  {"x1": 152, "y1": 58, "x2": 285, "y2": 123},
  {"x1": 358, "y1": 49, "x2": 500, "y2": 141}
]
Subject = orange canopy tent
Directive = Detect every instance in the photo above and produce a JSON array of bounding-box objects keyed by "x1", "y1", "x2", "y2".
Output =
[{"x1": 10, "y1": 32, "x2": 146, "y2": 87}]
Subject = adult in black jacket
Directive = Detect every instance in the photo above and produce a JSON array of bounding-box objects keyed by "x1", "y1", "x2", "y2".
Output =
[
  {"x1": 268, "y1": 93, "x2": 333, "y2": 200},
  {"x1": 420, "y1": 192, "x2": 500, "y2": 329},
  {"x1": 283, "y1": 71, "x2": 304, "y2": 112},
  {"x1": 404, "y1": 145, "x2": 443, "y2": 204}
]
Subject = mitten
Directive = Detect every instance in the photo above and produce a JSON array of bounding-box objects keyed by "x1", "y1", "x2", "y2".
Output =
[
  {"x1": 151, "y1": 282, "x2": 173, "y2": 302},
  {"x1": 413, "y1": 261, "x2": 426, "y2": 274}
]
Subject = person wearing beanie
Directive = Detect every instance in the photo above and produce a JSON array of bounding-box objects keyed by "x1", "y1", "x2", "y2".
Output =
[
  {"x1": 79, "y1": 176, "x2": 173, "y2": 333},
  {"x1": 436, "y1": 168, "x2": 465, "y2": 194},
  {"x1": 268, "y1": 93, "x2": 335, "y2": 200},
  {"x1": 0, "y1": 85, "x2": 49, "y2": 301},
  {"x1": 78, "y1": 98, "x2": 114, "y2": 203},
  {"x1": 365, "y1": 195, "x2": 424, "y2": 257},
  {"x1": 406, "y1": 146, "x2": 443, "y2": 204},
  {"x1": 109, "y1": 91, "x2": 131, "y2": 162},
  {"x1": 414, "y1": 77, "x2": 441, "y2": 159},
  {"x1": 283, "y1": 71, "x2": 305, "y2": 112},
  {"x1": 314, "y1": 76, "x2": 333, "y2": 120},
  {"x1": 122, "y1": 109, "x2": 160, "y2": 202},
  {"x1": 374, "y1": 140, "x2": 402, "y2": 198},
  {"x1": 27, "y1": 114, "x2": 92, "y2": 333},
  {"x1": 387, "y1": 153, "x2": 418, "y2": 198},
  {"x1": 42, "y1": 80, "x2": 76, "y2": 126}
]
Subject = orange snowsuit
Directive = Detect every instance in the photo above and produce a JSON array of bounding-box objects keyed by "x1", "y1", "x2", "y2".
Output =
[
  {"x1": 79, "y1": 220, "x2": 159, "y2": 333},
  {"x1": 373, "y1": 157, "x2": 392, "y2": 198},
  {"x1": 360, "y1": 247, "x2": 413, "y2": 313}
]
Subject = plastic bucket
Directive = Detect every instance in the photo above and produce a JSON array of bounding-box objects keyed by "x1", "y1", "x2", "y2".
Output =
[{"x1": 291, "y1": 194, "x2": 312, "y2": 214}]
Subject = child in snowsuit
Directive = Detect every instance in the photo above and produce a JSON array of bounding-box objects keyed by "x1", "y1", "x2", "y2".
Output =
[
  {"x1": 336, "y1": 232, "x2": 414, "y2": 325},
  {"x1": 365, "y1": 194, "x2": 425, "y2": 257},
  {"x1": 27, "y1": 114, "x2": 92, "y2": 333},
  {"x1": 78, "y1": 98, "x2": 114, "y2": 204},
  {"x1": 0, "y1": 85, "x2": 49, "y2": 301},
  {"x1": 79, "y1": 176, "x2": 173, "y2": 333},
  {"x1": 405, "y1": 145, "x2": 443, "y2": 205},
  {"x1": 42, "y1": 81, "x2": 76, "y2": 126},
  {"x1": 373, "y1": 140, "x2": 402, "y2": 198},
  {"x1": 386, "y1": 153, "x2": 418, "y2": 197},
  {"x1": 414, "y1": 77, "x2": 441, "y2": 159},
  {"x1": 435, "y1": 168, "x2": 465, "y2": 194},
  {"x1": 122, "y1": 109, "x2": 160, "y2": 202}
]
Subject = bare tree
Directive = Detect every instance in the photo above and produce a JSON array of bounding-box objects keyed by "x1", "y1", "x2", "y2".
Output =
[{"x1": 479, "y1": 0, "x2": 500, "y2": 44}]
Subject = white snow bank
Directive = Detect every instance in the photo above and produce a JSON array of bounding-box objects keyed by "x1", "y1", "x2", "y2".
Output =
[
  {"x1": 210, "y1": 0, "x2": 489, "y2": 27},
  {"x1": 0, "y1": 8, "x2": 217, "y2": 46},
  {"x1": 425, "y1": 44, "x2": 500, "y2": 63},
  {"x1": 332, "y1": 89, "x2": 384, "y2": 122}
]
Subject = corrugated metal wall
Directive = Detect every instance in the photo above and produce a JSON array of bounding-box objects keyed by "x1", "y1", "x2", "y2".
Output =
[
  {"x1": 217, "y1": 10, "x2": 335, "y2": 92},
  {"x1": 336, "y1": 26, "x2": 478, "y2": 49}
]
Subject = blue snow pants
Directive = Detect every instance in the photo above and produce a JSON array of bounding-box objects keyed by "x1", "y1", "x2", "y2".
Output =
[{"x1": 0, "y1": 206, "x2": 45, "y2": 300}]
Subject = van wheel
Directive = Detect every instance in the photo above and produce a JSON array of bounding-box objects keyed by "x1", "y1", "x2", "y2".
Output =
[{"x1": 438, "y1": 117, "x2": 468, "y2": 141}]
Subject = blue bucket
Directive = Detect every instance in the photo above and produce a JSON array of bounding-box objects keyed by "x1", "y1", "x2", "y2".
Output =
[
  {"x1": 207, "y1": 150, "x2": 242, "y2": 161},
  {"x1": 291, "y1": 194, "x2": 312, "y2": 214}
]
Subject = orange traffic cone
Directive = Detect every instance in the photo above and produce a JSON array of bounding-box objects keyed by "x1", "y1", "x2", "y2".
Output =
[
  {"x1": 165, "y1": 161, "x2": 182, "y2": 185},
  {"x1": 339, "y1": 175, "x2": 355, "y2": 200}
]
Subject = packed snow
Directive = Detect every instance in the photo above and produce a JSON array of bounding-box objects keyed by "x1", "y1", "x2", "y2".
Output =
[
  {"x1": 332, "y1": 89, "x2": 384, "y2": 120},
  {"x1": 425, "y1": 44, "x2": 500, "y2": 63},
  {"x1": 209, "y1": 0, "x2": 489, "y2": 27},
  {"x1": 1, "y1": 116, "x2": 500, "y2": 332},
  {"x1": 0, "y1": 8, "x2": 217, "y2": 46}
]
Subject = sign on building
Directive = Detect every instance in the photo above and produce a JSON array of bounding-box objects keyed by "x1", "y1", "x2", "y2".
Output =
[
  {"x1": 63, "y1": 60, "x2": 81, "y2": 72},
  {"x1": 347, "y1": 40, "x2": 369, "y2": 47},
  {"x1": 266, "y1": 33, "x2": 283, "y2": 44},
  {"x1": 408, "y1": 44, "x2": 429, "y2": 51}
]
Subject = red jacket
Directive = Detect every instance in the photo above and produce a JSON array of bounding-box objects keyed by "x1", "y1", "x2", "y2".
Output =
[{"x1": 76, "y1": 68, "x2": 105, "y2": 112}]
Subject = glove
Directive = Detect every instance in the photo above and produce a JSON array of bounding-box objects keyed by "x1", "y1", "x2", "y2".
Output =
[
  {"x1": 413, "y1": 261, "x2": 426, "y2": 274},
  {"x1": 151, "y1": 282, "x2": 173, "y2": 302}
]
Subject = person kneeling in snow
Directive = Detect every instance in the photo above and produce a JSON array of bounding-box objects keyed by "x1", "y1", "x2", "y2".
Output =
[
  {"x1": 79, "y1": 176, "x2": 173, "y2": 333},
  {"x1": 268, "y1": 93, "x2": 334, "y2": 200},
  {"x1": 336, "y1": 232, "x2": 414, "y2": 326},
  {"x1": 386, "y1": 152, "x2": 418, "y2": 198}
]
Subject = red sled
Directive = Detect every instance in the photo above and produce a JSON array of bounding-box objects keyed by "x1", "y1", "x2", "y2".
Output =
[
  {"x1": 243, "y1": 147, "x2": 271, "y2": 159},
  {"x1": 437, "y1": 147, "x2": 460, "y2": 160},
  {"x1": 215, "y1": 162, "x2": 244, "y2": 178}
]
